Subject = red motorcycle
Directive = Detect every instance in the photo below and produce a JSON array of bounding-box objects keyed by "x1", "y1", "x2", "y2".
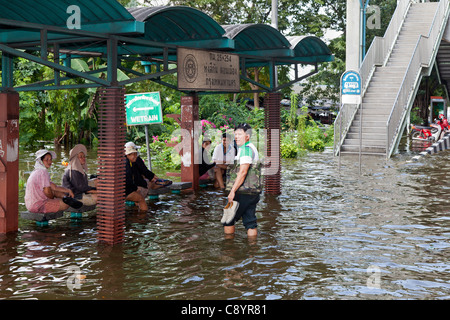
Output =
[
  {"x1": 410, "y1": 120, "x2": 442, "y2": 141},
  {"x1": 436, "y1": 114, "x2": 449, "y2": 135}
]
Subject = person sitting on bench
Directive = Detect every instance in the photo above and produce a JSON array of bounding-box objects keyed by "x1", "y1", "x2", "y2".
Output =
[
  {"x1": 25, "y1": 149, "x2": 82, "y2": 214},
  {"x1": 62, "y1": 144, "x2": 97, "y2": 207},
  {"x1": 199, "y1": 137, "x2": 216, "y2": 180},
  {"x1": 212, "y1": 132, "x2": 236, "y2": 189},
  {"x1": 124, "y1": 142, "x2": 172, "y2": 211}
]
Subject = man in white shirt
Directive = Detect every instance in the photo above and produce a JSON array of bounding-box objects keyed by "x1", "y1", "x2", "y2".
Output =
[{"x1": 212, "y1": 133, "x2": 236, "y2": 189}]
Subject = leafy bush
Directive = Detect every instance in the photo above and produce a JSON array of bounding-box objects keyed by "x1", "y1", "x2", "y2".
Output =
[{"x1": 281, "y1": 142, "x2": 298, "y2": 158}]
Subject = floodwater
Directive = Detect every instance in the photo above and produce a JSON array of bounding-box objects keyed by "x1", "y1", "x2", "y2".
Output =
[{"x1": 0, "y1": 141, "x2": 449, "y2": 300}]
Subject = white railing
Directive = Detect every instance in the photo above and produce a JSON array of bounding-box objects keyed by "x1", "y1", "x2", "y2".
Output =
[
  {"x1": 386, "y1": 0, "x2": 450, "y2": 158},
  {"x1": 334, "y1": 102, "x2": 357, "y2": 155},
  {"x1": 334, "y1": 0, "x2": 412, "y2": 156}
]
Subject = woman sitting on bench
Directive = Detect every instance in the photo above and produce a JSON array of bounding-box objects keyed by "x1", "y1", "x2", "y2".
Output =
[
  {"x1": 24, "y1": 149, "x2": 82, "y2": 214},
  {"x1": 62, "y1": 144, "x2": 97, "y2": 207}
]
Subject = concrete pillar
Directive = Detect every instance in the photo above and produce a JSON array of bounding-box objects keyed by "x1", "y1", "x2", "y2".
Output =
[
  {"x1": 96, "y1": 87, "x2": 126, "y2": 245},
  {"x1": 180, "y1": 95, "x2": 200, "y2": 191},
  {"x1": 346, "y1": 0, "x2": 361, "y2": 71},
  {"x1": 264, "y1": 92, "x2": 281, "y2": 195},
  {"x1": 0, "y1": 92, "x2": 19, "y2": 234}
]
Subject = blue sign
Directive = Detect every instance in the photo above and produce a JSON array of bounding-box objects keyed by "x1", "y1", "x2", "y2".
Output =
[{"x1": 341, "y1": 71, "x2": 361, "y2": 95}]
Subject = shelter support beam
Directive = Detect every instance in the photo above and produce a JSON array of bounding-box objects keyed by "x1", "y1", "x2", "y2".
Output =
[
  {"x1": 0, "y1": 44, "x2": 110, "y2": 87},
  {"x1": 264, "y1": 92, "x2": 281, "y2": 195},
  {"x1": 180, "y1": 95, "x2": 200, "y2": 191},
  {"x1": 96, "y1": 87, "x2": 126, "y2": 245},
  {"x1": 1, "y1": 53, "x2": 14, "y2": 90},
  {"x1": 0, "y1": 92, "x2": 19, "y2": 234}
]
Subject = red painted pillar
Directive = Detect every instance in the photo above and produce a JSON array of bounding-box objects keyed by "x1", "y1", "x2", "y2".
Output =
[
  {"x1": 264, "y1": 92, "x2": 281, "y2": 195},
  {"x1": 0, "y1": 92, "x2": 19, "y2": 234},
  {"x1": 96, "y1": 87, "x2": 126, "y2": 245},
  {"x1": 180, "y1": 95, "x2": 199, "y2": 190}
]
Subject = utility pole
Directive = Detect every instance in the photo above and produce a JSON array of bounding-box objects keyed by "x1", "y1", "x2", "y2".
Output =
[
  {"x1": 272, "y1": 0, "x2": 278, "y2": 85},
  {"x1": 346, "y1": 0, "x2": 361, "y2": 71},
  {"x1": 271, "y1": 0, "x2": 278, "y2": 29}
]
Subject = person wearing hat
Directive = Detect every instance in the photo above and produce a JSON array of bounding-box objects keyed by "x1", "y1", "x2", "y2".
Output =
[
  {"x1": 199, "y1": 137, "x2": 216, "y2": 180},
  {"x1": 124, "y1": 142, "x2": 172, "y2": 211},
  {"x1": 212, "y1": 132, "x2": 236, "y2": 189},
  {"x1": 62, "y1": 144, "x2": 97, "y2": 206},
  {"x1": 25, "y1": 149, "x2": 82, "y2": 214}
]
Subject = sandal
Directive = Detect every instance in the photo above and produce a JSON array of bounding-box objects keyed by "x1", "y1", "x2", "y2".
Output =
[
  {"x1": 62, "y1": 196, "x2": 83, "y2": 209},
  {"x1": 155, "y1": 179, "x2": 173, "y2": 187}
]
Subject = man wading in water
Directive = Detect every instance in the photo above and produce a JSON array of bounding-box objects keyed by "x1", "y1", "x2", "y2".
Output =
[{"x1": 222, "y1": 123, "x2": 262, "y2": 238}]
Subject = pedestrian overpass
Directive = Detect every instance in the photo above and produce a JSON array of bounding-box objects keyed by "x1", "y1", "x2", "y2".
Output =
[{"x1": 335, "y1": 0, "x2": 450, "y2": 158}]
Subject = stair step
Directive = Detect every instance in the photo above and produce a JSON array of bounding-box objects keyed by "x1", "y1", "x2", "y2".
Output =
[
  {"x1": 340, "y1": 145, "x2": 386, "y2": 154},
  {"x1": 346, "y1": 133, "x2": 387, "y2": 140},
  {"x1": 339, "y1": 151, "x2": 386, "y2": 156},
  {"x1": 348, "y1": 126, "x2": 385, "y2": 134},
  {"x1": 344, "y1": 138, "x2": 386, "y2": 146},
  {"x1": 353, "y1": 112, "x2": 390, "y2": 121},
  {"x1": 363, "y1": 94, "x2": 398, "y2": 100},
  {"x1": 355, "y1": 108, "x2": 391, "y2": 116},
  {"x1": 366, "y1": 81, "x2": 402, "y2": 88}
]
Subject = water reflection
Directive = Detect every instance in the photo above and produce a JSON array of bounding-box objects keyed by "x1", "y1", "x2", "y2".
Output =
[{"x1": 0, "y1": 144, "x2": 449, "y2": 299}]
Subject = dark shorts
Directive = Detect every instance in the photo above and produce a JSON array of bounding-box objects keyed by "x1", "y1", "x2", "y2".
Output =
[{"x1": 223, "y1": 192, "x2": 260, "y2": 230}]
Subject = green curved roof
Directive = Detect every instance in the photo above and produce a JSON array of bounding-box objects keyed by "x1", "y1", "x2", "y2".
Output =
[
  {"x1": 0, "y1": 0, "x2": 143, "y2": 44},
  {"x1": 0, "y1": 1, "x2": 333, "y2": 65},
  {"x1": 223, "y1": 24, "x2": 292, "y2": 57},
  {"x1": 0, "y1": 0, "x2": 135, "y2": 26},
  {"x1": 0, "y1": 1, "x2": 334, "y2": 92},
  {"x1": 287, "y1": 36, "x2": 334, "y2": 63},
  {"x1": 129, "y1": 6, "x2": 226, "y2": 43}
]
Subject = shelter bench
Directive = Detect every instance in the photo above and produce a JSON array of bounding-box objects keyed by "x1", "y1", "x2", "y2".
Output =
[
  {"x1": 20, "y1": 204, "x2": 97, "y2": 226},
  {"x1": 147, "y1": 181, "x2": 192, "y2": 200}
]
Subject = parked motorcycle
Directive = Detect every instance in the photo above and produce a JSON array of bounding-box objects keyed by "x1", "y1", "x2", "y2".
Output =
[
  {"x1": 410, "y1": 120, "x2": 442, "y2": 142},
  {"x1": 436, "y1": 114, "x2": 450, "y2": 135}
]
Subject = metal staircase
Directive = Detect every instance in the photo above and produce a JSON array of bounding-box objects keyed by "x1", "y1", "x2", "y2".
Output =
[{"x1": 335, "y1": 0, "x2": 450, "y2": 158}]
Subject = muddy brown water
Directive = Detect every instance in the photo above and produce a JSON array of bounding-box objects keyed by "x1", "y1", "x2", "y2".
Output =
[{"x1": 0, "y1": 143, "x2": 449, "y2": 300}]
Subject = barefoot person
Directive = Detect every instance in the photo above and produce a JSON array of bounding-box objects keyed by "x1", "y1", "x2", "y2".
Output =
[
  {"x1": 222, "y1": 123, "x2": 262, "y2": 238},
  {"x1": 212, "y1": 133, "x2": 236, "y2": 189},
  {"x1": 25, "y1": 149, "x2": 82, "y2": 214},
  {"x1": 124, "y1": 142, "x2": 172, "y2": 211}
]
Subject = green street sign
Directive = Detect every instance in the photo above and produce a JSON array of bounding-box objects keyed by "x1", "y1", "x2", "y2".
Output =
[{"x1": 125, "y1": 92, "x2": 163, "y2": 126}]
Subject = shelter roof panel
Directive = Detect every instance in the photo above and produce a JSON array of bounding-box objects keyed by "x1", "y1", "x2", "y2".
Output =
[
  {"x1": 128, "y1": 6, "x2": 227, "y2": 44},
  {"x1": 0, "y1": 0, "x2": 136, "y2": 26},
  {"x1": 287, "y1": 35, "x2": 334, "y2": 63},
  {"x1": 0, "y1": 0, "x2": 143, "y2": 45},
  {"x1": 223, "y1": 24, "x2": 292, "y2": 52}
]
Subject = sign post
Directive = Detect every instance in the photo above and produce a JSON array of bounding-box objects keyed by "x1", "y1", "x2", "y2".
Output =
[
  {"x1": 125, "y1": 92, "x2": 163, "y2": 170},
  {"x1": 340, "y1": 70, "x2": 362, "y2": 173}
]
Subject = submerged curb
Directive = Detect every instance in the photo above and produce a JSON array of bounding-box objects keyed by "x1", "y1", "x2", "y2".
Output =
[{"x1": 411, "y1": 133, "x2": 450, "y2": 161}]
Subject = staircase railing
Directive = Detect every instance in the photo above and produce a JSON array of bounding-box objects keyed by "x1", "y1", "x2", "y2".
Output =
[
  {"x1": 386, "y1": 0, "x2": 450, "y2": 158},
  {"x1": 334, "y1": 102, "x2": 357, "y2": 155},
  {"x1": 334, "y1": 0, "x2": 412, "y2": 156}
]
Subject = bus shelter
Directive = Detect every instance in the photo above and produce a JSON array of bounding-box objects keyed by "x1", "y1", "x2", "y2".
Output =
[{"x1": 0, "y1": 0, "x2": 333, "y2": 244}]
